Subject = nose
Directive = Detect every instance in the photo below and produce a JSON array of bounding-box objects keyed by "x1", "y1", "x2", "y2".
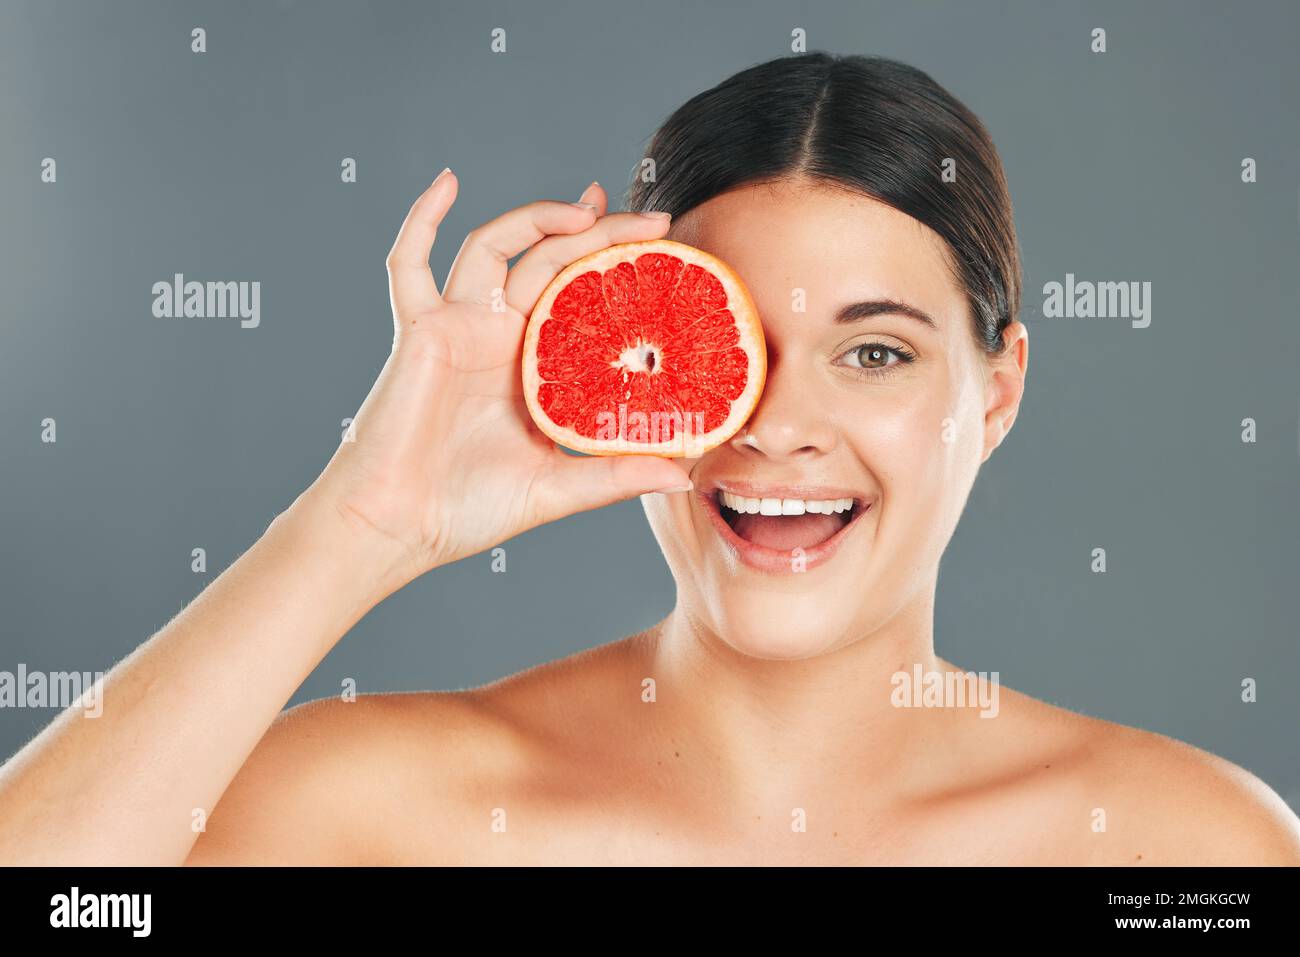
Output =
[{"x1": 728, "y1": 351, "x2": 837, "y2": 459}]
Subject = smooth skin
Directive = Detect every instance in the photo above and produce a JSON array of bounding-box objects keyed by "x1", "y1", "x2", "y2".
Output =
[{"x1": 1, "y1": 170, "x2": 1297, "y2": 866}]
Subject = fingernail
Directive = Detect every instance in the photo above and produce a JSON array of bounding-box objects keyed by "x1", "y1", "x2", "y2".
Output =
[
  {"x1": 652, "y1": 480, "x2": 694, "y2": 494},
  {"x1": 571, "y1": 201, "x2": 598, "y2": 211},
  {"x1": 433, "y1": 166, "x2": 451, "y2": 185},
  {"x1": 638, "y1": 210, "x2": 672, "y2": 220}
]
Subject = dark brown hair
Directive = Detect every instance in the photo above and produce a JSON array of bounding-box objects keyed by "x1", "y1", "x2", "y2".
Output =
[{"x1": 626, "y1": 52, "x2": 1022, "y2": 355}]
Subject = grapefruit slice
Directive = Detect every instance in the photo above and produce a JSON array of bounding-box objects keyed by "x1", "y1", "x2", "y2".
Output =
[{"x1": 521, "y1": 239, "x2": 766, "y2": 457}]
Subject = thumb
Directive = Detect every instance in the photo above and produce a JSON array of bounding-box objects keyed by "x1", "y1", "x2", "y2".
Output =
[{"x1": 530, "y1": 453, "x2": 694, "y2": 524}]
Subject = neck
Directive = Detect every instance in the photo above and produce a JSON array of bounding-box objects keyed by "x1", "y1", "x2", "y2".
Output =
[{"x1": 638, "y1": 584, "x2": 957, "y2": 809}]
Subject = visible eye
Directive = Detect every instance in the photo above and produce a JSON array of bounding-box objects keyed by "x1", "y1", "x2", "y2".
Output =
[{"x1": 834, "y1": 341, "x2": 918, "y2": 377}]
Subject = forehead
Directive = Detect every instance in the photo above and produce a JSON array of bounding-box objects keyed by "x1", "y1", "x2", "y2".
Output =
[{"x1": 665, "y1": 177, "x2": 964, "y2": 329}]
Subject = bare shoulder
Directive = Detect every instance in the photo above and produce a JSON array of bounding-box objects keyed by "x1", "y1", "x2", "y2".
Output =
[
  {"x1": 988, "y1": 686, "x2": 1300, "y2": 865},
  {"x1": 1088, "y1": 719, "x2": 1300, "y2": 865},
  {"x1": 185, "y1": 689, "x2": 514, "y2": 866}
]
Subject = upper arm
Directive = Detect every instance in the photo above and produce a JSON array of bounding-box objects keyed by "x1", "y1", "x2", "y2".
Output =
[{"x1": 184, "y1": 695, "x2": 424, "y2": 866}]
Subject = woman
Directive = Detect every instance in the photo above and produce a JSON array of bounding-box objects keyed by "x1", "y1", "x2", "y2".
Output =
[{"x1": 2, "y1": 52, "x2": 1297, "y2": 866}]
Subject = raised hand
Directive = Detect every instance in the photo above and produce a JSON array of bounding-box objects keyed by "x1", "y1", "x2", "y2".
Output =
[{"x1": 304, "y1": 171, "x2": 694, "y2": 591}]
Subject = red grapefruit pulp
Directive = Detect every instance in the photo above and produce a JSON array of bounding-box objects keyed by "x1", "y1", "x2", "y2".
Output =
[{"x1": 522, "y1": 239, "x2": 766, "y2": 457}]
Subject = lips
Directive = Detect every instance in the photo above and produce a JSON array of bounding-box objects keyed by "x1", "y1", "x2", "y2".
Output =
[{"x1": 699, "y1": 481, "x2": 872, "y2": 575}]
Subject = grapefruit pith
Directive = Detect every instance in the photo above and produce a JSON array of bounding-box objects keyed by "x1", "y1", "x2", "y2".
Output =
[{"x1": 521, "y1": 239, "x2": 766, "y2": 457}]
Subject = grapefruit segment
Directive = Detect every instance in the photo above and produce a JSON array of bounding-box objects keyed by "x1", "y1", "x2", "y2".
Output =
[
  {"x1": 548, "y1": 271, "x2": 624, "y2": 350},
  {"x1": 522, "y1": 239, "x2": 766, "y2": 457}
]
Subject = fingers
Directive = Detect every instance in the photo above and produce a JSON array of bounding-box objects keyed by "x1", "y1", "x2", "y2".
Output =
[
  {"x1": 504, "y1": 208, "x2": 673, "y2": 316},
  {"x1": 387, "y1": 168, "x2": 459, "y2": 315},
  {"x1": 440, "y1": 199, "x2": 602, "y2": 306},
  {"x1": 577, "y1": 180, "x2": 608, "y2": 216},
  {"x1": 529, "y1": 452, "x2": 694, "y2": 527}
]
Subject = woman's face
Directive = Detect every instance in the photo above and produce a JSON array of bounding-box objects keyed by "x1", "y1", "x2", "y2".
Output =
[{"x1": 641, "y1": 176, "x2": 1025, "y2": 659}]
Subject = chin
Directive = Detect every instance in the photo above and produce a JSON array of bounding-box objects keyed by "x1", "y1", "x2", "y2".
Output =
[{"x1": 692, "y1": 588, "x2": 865, "y2": 661}]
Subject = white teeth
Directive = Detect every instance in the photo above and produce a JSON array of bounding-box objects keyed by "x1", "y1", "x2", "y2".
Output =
[{"x1": 718, "y1": 491, "x2": 857, "y2": 516}]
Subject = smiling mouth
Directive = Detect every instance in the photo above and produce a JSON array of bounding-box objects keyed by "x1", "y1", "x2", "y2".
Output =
[{"x1": 715, "y1": 490, "x2": 860, "y2": 550}]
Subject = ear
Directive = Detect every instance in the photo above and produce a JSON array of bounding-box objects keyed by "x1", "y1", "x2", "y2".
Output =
[{"x1": 980, "y1": 321, "x2": 1028, "y2": 464}]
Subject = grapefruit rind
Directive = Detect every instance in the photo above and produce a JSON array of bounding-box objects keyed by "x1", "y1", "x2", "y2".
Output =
[{"x1": 521, "y1": 239, "x2": 766, "y2": 458}]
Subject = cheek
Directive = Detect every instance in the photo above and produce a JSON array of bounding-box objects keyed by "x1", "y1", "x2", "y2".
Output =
[
  {"x1": 840, "y1": 386, "x2": 942, "y2": 467},
  {"x1": 836, "y1": 378, "x2": 972, "y2": 513},
  {"x1": 638, "y1": 455, "x2": 705, "y2": 561}
]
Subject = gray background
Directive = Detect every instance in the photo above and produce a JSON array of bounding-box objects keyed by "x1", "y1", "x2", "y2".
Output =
[{"x1": 2, "y1": 0, "x2": 1297, "y2": 810}]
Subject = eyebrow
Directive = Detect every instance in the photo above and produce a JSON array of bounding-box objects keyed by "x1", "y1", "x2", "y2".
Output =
[{"x1": 833, "y1": 299, "x2": 938, "y2": 330}]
